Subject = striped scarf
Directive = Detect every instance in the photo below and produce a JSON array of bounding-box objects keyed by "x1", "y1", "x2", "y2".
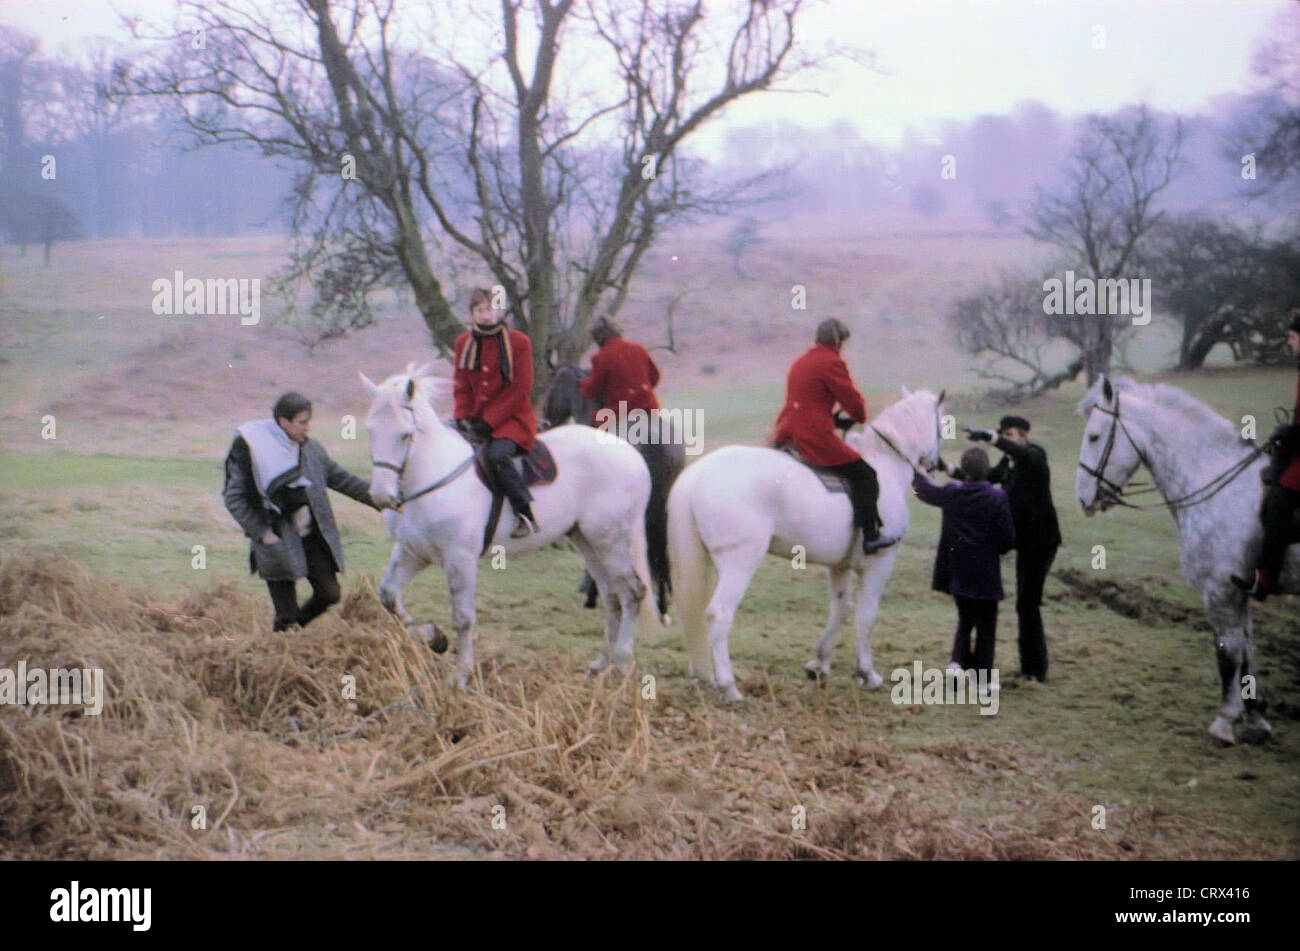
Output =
[{"x1": 457, "y1": 322, "x2": 514, "y2": 383}]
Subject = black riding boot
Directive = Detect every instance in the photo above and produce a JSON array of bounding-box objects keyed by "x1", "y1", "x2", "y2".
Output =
[
  {"x1": 487, "y1": 438, "x2": 538, "y2": 535},
  {"x1": 830, "y1": 459, "x2": 895, "y2": 555}
]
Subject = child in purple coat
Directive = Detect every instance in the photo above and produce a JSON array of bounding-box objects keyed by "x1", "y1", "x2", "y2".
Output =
[{"x1": 912, "y1": 448, "x2": 1016, "y2": 682}]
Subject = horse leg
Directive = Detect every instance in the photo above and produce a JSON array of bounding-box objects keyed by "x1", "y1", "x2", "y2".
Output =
[
  {"x1": 443, "y1": 548, "x2": 480, "y2": 689},
  {"x1": 852, "y1": 547, "x2": 901, "y2": 690},
  {"x1": 1236, "y1": 604, "x2": 1271, "y2": 743},
  {"x1": 805, "y1": 566, "x2": 854, "y2": 682},
  {"x1": 705, "y1": 544, "x2": 766, "y2": 704},
  {"x1": 1205, "y1": 586, "x2": 1253, "y2": 744},
  {"x1": 571, "y1": 531, "x2": 642, "y2": 674},
  {"x1": 379, "y1": 543, "x2": 447, "y2": 653}
]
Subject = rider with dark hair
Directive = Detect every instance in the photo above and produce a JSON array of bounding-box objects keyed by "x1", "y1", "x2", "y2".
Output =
[
  {"x1": 773, "y1": 318, "x2": 897, "y2": 554},
  {"x1": 580, "y1": 316, "x2": 662, "y2": 424},
  {"x1": 1236, "y1": 311, "x2": 1300, "y2": 600},
  {"x1": 453, "y1": 287, "x2": 541, "y2": 538}
]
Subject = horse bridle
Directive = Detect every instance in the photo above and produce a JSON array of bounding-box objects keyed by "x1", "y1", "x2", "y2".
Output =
[
  {"x1": 370, "y1": 403, "x2": 474, "y2": 508},
  {"x1": 1079, "y1": 391, "x2": 1266, "y2": 512},
  {"x1": 869, "y1": 402, "x2": 944, "y2": 473}
]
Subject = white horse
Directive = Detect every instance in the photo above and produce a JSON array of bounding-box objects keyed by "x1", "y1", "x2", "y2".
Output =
[
  {"x1": 667, "y1": 387, "x2": 946, "y2": 701},
  {"x1": 1075, "y1": 374, "x2": 1292, "y2": 744},
  {"x1": 360, "y1": 365, "x2": 657, "y2": 686}
]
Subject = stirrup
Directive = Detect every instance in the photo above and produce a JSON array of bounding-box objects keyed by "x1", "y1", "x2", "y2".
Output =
[
  {"x1": 862, "y1": 532, "x2": 900, "y2": 555},
  {"x1": 511, "y1": 514, "x2": 539, "y2": 538}
]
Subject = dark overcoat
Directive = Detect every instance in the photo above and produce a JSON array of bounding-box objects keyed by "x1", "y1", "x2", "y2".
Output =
[
  {"x1": 223, "y1": 434, "x2": 377, "y2": 582},
  {"x1": 912, "y1": 472, "x2": 1016, "y2": 600},
  {"x1": 988, "y1": 437, "x2": 1062, "y2": 550}
]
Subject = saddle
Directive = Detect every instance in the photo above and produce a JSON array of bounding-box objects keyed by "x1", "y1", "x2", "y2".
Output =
[
  {"x1": 775, "y1": 443, "x2": 849, "y2": 494},
  {"x1": 470, "y1": 438, "x2": 558, "y2": 554}
]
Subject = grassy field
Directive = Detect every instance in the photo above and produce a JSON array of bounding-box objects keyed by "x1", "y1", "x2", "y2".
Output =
[{"x1": 1, "y1": 228, "x2": 1297, "y2": 859}]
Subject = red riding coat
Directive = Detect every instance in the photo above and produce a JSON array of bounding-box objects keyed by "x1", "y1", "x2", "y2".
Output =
[
  {"x1": 452, "y1": 328, "x2": 537, "y2": 452},
  {"x1": 1281, "y1": 370, "x2": 1300, "y2": 491},
  {"x1": 580, "y1": 336, "x2": 662, "y2": 420},
  {"x1": 772, "y1": 343, "x2": 868, "y2": 467}
]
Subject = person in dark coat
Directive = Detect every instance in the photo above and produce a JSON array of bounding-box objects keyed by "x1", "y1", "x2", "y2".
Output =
[
  {"x1": 912, "y1": 448, "x2": 1016, "y2": 680},
  {"x1": 966, "y1": 414, "x2": 1061, "y2": 681},
  {"x1": 223, "y1": 391, "x2": 380, "y2": 631},
  {"x1": 453, "y1": 287, "x2": 541, "y2": 538},
  {"x1": 773, "y1": 318, "x2": 896, "y2": 554},
  {"x1": 1235, "y1": 312, "x2": 1300, "y2": 601}
]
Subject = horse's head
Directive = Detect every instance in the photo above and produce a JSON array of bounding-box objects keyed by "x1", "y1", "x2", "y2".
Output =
[
  {"x1": 541, "y1": 364, "x2": 595, "y2": 430},
  {"x1": 852, "y1": 385, "x2": 946, "y2": 469},
  {"x1": 359, "y1": 362, "x2": 451, "y2": 508},
  {"x1": 1075, "y1": 374, "x2": 1143, "y2": 515}
]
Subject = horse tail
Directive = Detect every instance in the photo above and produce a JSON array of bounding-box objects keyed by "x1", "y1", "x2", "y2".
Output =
[
  {"x1": 668, "y1": 475, "x2": 714, "y2": 680},
  {"x1": 631, "y1": 494, "x2": 661, "y2": 638},
  {"x1": 641, "y1": 441, "x2": 684, "y2": 621}
]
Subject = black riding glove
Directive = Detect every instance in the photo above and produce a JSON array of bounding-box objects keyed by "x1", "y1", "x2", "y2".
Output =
[
  {"x1": 964, "y1": 426, "x2": 995, "y2": 443},
  {"x1": 462, "y1": 418, "x2": 492, "y2": 439},
  {"x1": 833, "y1": 411, "x2": 855, "y2": 433}
]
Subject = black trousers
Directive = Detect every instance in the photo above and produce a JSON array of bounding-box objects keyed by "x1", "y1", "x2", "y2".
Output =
[
  {"x1": 487, "y1": 437, "x2": 534, "y2": 517},
  {"x1": 1015, "y1": 545, "x2": 1057, "y2": 680},
  {"x1": 1259, "y1": 485, "x2": 1300, "y2": 578},
  {"x1": 266, "y1": 528, "x2": 341, "y2": 631},
  {"x1": 825, "y1": 458, "x2": 882, "y2": 535},
  {"x1": 950, "y1": 595, "x2": 998, "y2": 676}
]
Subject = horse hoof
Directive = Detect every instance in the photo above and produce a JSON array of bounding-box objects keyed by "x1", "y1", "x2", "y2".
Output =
[
  {"x1": 1208, "y1": 716, "x2": 1236, "y2": 745},
  {"x1": 718, "y1": 684, "x2": 743, "y2": 704},
  {"x1": 588, "y1": 656, "x2": 610, "y2": 675},
  {"x1": 418, "y1": 623, "x2": 449, "y2": 654},
  {"x1": 612, "y1": 655, "x2": 634, "y2": 676},
  {"x1": 855, "y1": 668, "x2": 884, "y2": 691},
  {"x1": 1240, "y1": 716, "x2": 1272, "y2": 744}
]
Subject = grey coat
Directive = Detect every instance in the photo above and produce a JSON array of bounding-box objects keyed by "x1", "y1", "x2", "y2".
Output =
[{"x1": 223, "y1": 434, "x2": 378, "y2": 581}]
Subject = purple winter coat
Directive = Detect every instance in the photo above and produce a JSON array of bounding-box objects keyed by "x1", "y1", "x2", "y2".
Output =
[{"x1": 912, "y1": 472, "x2": 1016, "y2": 600}]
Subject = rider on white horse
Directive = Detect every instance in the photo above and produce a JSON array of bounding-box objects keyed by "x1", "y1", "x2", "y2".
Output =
[
  {"x1": 453, "y1": 287, "x2": 540, "y2": 539},
  {"x1": 1235, "y1": 311, "x2": 1300, "y2": 601},
  {"x1": 772, "y1": 318, "x2": 898, "y2": 554}
]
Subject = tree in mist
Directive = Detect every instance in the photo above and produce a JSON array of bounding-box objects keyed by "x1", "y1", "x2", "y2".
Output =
[
  {"x1": 124, "y1": 0, "x2": 822, "y2": 395},
  {"x1": 1235, "y1": 3, "x2": 1300, "y2": 203},
  {"x1": 948, "y1": 270, "x2": 1083, "y2": 403},
  {"x1": 1027, "y1": 104, "x2": 1184, "y2": 384}
]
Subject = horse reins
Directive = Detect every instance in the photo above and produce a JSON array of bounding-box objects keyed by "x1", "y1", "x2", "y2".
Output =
[
  {"x1": 370, "y1": 403, "x2": 474, "y2": 508},
  {"x1": 1079, "y1": 391, "x2": 1266, "y2": 512}
]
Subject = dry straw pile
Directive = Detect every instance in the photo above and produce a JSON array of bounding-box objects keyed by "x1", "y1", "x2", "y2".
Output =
[{"x1": 1, "y1": 548, "x2": 1131, "y2": 859}]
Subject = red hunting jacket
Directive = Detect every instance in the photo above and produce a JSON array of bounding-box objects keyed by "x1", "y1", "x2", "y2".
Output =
[
  {"x1": 580, "y1": 336, "x2": 662, "y2": 420},
  {"x1": 452, "y1": 328, "x2": 538, "y2": 452},
  {"x1": 772, "y1": 343, "x2": 868, "y2": 467},
  {"x1": 1282, "y1": 370, "x2": 1300, "y2": 491}
]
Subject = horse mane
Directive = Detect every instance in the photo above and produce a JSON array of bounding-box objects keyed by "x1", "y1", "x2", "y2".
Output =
[
  {"x1": 1079, "y1": 376, "x2": 1236, "y2": 439},
  {"x1": 848, "y1": 388, "x2": 940, "y2": 458}
]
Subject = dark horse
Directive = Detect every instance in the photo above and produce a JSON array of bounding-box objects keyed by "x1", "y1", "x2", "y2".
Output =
[{"x1": 541, "y1": 364, "x2": 683, "y2": 618}]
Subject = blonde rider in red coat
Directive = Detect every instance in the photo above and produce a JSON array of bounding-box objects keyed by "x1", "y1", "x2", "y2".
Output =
[
  {"x1": 453, "y1": 288, "x2": 540, "y2": 537},
  {"x1": 773, "y1": 318, "x2": 897, "y2": 554}
]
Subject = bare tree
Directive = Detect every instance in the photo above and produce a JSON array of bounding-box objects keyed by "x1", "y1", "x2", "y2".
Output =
[
  {"x1": 948, "y1": 270, "x2": 1083, "y2": 403},
  {"x1": 1235, "y1": 3, "x2": 1300, "y2": 201},
  {"x1": 1027, "y1": 104, "x2": 1183, "y2": 383},
  {"x1": 123, "y1": 0, "x2": 819, "y2": 396}
]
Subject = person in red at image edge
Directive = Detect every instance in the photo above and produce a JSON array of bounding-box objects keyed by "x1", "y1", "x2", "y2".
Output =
[
  {"x1": 1235, "y1": 310, "x2": 1300, "y2": 600},
  {"x1": 453, "y1": 288, "x2": 541, "y2": 538},
  {"x1": 579, "y1": 316, "x2": 661, "y2": 422},
  {"x1": 773, "y1": 318, "x2": 897, "y2": 555}
]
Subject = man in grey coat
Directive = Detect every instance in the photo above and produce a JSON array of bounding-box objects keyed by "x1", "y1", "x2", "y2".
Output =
[{"x1": 223, "y1": 391, "x2": 380, "y2": 631}]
